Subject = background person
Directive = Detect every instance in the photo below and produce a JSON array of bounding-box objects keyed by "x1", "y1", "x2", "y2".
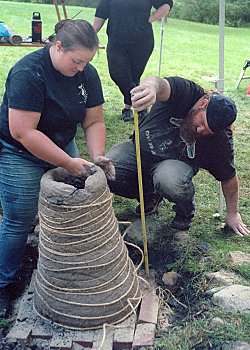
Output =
[
  {"x1": 93, "y1": 0, "x2": 173, "y2": 122},
  {"x1": 106, "y1": 76, "x2": 249, "y2": 237},
  {"x1": 0, "y1": 19, "x2": 114, "y2": 317}
]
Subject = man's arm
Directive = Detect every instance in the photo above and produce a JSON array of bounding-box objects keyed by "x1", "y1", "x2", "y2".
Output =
[
  {"x1": 221, "y1": 175, "x2": 249, "y2": 236},
  {"x1": 131, "y1": 76, "x2": 171, "y2": 111}
]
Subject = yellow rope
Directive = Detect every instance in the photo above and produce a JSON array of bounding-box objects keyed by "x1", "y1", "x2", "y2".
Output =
[{"x1": 133, "y1": 111, "x2": 150, "y2": 276}]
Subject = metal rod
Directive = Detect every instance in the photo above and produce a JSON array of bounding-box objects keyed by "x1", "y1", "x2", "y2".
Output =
[
  {"x1": 218, "y1": 0, "x2": 225, "y2": 217},
  {"x1": 158, "y1": 16, "x2": 165, "y2": 77}
]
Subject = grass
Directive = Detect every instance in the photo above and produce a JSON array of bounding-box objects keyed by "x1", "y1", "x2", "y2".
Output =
[{"x1": 0, "y1": 1, "x2": 250, "y2": 348}]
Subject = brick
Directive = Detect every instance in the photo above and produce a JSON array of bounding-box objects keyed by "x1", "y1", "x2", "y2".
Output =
[
  {"x1": 132, "y1": 323, "x2": 156, "y2": 349},
  {"x1": 31, "y1": 317, "x2": 53, "y2": 340},
  {"x1": 69, "y1": 329, "x2": 95, "y2": 348},
  {"x1": 6, "y1": 322, "x2": 32, "y2": 343},
  {"x1": 16, "y1": 294, "x2": 34, "y2": 322},
  {"x1": 92, "y1": 329, "x2": 113, "y2": 350},
  {"x1": 113, "y1": 314, "x2": 136, "y2": 349},
  {"x1": 138, "y1": 293, "x2": 159, "y2": 325},
  {"x1": 72, "y1": 343, "x2": 92, "y2": 350},
  {"x1": 49, "y1": 334, "x2": 73, "y2": 349}
]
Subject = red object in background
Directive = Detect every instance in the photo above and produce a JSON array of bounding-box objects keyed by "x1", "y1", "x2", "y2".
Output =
[{"x1": 246, "y1": 83, "x2": 250, "y2": 97}]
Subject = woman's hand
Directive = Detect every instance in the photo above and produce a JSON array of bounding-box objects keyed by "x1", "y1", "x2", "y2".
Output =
[{"x1": 65, "y1": 158, "x2": 94, "y2": 177}]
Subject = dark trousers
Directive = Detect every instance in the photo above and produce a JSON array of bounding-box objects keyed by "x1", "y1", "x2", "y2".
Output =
[
  {"x1": 106, "y1": 141, "x2": 197, "y2": 219},
  {"x1": 106, "y1": 38, "x2": 154, "y2": 106}
]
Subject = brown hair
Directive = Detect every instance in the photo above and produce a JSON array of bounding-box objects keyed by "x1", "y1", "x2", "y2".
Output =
[{"x1": 54, "y1": 19, "x2": 99, "y2": 52}]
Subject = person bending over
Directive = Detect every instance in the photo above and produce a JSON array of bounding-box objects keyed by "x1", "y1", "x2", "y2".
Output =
[{"x1": 106, "y1": 76, "x2": 249, "y2": 237}]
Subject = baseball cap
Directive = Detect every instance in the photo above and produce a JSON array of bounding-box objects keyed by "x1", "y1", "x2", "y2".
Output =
[{"x1": 206, "y1": 92, "x2": 237, "y2": 132}]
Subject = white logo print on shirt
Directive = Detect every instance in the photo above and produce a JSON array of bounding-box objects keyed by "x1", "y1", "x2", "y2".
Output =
[{"x1": 78, "y1": 84, "x2": 88, "y2": 103}]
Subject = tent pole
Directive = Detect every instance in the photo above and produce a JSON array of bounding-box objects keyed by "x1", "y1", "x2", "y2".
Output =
[{"x1": 218, "y1": 0, "x2": 225, "y2": 217}]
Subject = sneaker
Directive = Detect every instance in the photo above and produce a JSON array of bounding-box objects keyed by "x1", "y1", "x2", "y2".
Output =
[
  {"x1": 135, "y1": 192, "x2": 163, "y2": 216},
  {"x1": 170, "y1": 213, "x2": 192, "y2": 231},
  {"x1": 121, "y1": 108, "x2": 133, "y2": 122},
  {"x1": 0, "y1": 286, "x2": 10, "y2": 318}
]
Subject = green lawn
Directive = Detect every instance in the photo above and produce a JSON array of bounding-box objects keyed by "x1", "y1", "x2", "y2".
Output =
[{"x1": 0, "y1": 1, "x2": 250, "y2": 348}]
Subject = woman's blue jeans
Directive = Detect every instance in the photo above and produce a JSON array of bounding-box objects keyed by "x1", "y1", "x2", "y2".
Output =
[{"x1": 0, "y1": 139, "x2": 79, "y2": 287}]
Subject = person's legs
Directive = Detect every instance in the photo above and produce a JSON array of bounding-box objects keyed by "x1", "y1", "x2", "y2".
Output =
[
  {"x1": 0, "y1": 145, "x2": 47, "y2": 289},
  {"x1": 152, "y1": 159, "x2": 198, "y2": 230},
  {"x1": 106, "y1": 141, "x2": 139, "y2": 198},
  {"x1": 106, "y1": 42, "x2": 135, "y2": 122},
  {"x1": 127, "y1": 37, "x2": 154, "y2": 87},
  {"x1": 106, "y1": 140, "x2": 153, "y2": 200},
  {"x1": 0, "y1": 138, "x2": 79, "y2": 315},
  {"x1": 107, "y1": 42, "x2": 135, "y2": 107}
]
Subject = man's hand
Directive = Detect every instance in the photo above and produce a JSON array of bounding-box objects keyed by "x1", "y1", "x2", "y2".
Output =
[
  {"x1": 131, "y1": 83, "x2": 157, "y2": 112},
  {"x1": 94, "y1": 156, "x2": 116, "y2": 181},
  {"x1": 225, "y1": 212, "x2": 249, "y2": 237},
  {"x1": 131, "y1": 77, "x2": 170, "y2": 111}
]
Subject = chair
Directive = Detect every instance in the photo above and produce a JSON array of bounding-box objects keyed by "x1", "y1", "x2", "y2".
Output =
[{"x1": 236, "y1": 59, "x2": 250, "y2": 89}]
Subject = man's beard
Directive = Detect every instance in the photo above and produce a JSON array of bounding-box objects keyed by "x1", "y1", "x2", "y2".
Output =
[
  {"x1": 179, "y1": 108, "x2": 200, "y2": 144},
  {"x1": 179, "y1": 108, "x2": 200, "y2": 159}
]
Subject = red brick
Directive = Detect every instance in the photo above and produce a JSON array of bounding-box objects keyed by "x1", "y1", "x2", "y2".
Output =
[
  {"x1": 132, "y1": 323, "x2": 156, "y2": 348},
  {"x1": 138, "y1": 293, "x2": 159, "y2": 324}
]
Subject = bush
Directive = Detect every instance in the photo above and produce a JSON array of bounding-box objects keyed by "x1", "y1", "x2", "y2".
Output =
[{"x1": 170, "y1": 0, "x2": 250, "y2": 27}]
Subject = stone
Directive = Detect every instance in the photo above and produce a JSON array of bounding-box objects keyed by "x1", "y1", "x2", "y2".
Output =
[
  {"x1": 222, "y1": 341, "x2": 250, "y2": 350},
  {"x1": 228, "y1": 251, "x2": 250, "y2": 265},
  {"x1": 205, "y1": 269, "x2": 242, "y2": 287},
  {"x1": 212, "y1": 284, "x2": 250, "y2": 314},
  {"x1": 162, "y1": 271, "x2": 182, "y2": 293},
  {"x1": 210, "y1": 317, "x2": 226, "y2": 327}
]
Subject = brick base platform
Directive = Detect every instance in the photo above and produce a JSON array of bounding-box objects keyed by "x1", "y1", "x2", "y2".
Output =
[{"x1": 6, "y1": 270, "x2": 161, "y2": 349}]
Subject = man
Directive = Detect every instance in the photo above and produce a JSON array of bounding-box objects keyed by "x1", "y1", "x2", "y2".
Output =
[{"x1": 106, "y1": 76, "x2": 249, "y2": 236}]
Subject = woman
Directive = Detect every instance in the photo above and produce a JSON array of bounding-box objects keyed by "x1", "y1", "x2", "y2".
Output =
[
  {"x1": 93, "y1": 0, "x2": 173, "y2": 122},
  {"x1": 0, "y1": 19, "x2": 114, "y2": 317}
]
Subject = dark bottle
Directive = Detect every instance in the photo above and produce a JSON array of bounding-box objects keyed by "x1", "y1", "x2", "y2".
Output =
[{"x1": 32, "y1": 12, "x2": 42, "y2": 42}]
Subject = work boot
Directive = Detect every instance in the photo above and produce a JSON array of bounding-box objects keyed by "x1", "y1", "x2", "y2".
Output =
[
  {"x1": 121, "y1": 108, "x2": 133, "y2": 122},
  {"x1": 0, "y1": 286, "x2": 10, "y2": 318},
  {"x1": 135, "y1": 192, "x2": 163, "y2": 216},
  {"x1": 170, "y1": 213, "x2": 192, "y2": 231}
]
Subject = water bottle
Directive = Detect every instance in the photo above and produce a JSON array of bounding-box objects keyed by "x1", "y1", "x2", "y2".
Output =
[{"x1": 32, "y1": 12, "x2": 42, "y2": 42}]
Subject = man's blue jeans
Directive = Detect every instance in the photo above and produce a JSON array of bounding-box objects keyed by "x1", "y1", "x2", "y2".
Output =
[
  {"x1": 0, "y1": 139, "x2": 79, "y2": 287},
  {"x1": 106, "y1": 140, "x2": 198, "y2": 219}
]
